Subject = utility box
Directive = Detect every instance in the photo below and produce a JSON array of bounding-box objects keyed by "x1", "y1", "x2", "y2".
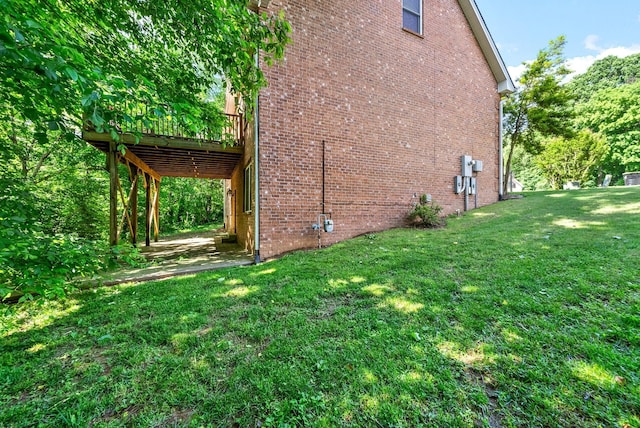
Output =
[
  {"x1": 461, "y1": 155, "x2": 473, "y2": 177},
  {"x1": 454, "y1": 176, "x2": 464, "y2": 194},
  {"x1": 468, "y1": 177, "x2": 477, "y2": 195},
  {"x1": 324, "y1": 219, "x2": 334, "y2": 233},
  {"x1": 472, "y1": 160, "x2": 483, "y2": 172}
]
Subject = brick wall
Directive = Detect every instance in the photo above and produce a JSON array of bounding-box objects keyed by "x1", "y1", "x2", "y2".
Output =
[
  {"x1": 227, "y1": 116, "x2": 256, "y2": 254},
  {"x1": 257, "y1": 0, "x2": 502, "y2": 259}
]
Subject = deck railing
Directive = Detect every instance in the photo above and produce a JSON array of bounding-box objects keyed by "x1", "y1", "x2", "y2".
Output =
[{"x1": 84, "y1": 105, "x2": 245, "y2": 147}]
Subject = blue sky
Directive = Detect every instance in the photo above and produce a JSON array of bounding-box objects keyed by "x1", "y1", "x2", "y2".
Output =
[{"x1": 474, "y1": 0, "x2": 640, "y2": 80}]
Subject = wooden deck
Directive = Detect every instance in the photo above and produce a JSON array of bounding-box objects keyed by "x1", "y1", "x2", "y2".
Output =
[
  {"x1": 82, "y1": 111, "x2": 246, "y2": 246},
  {"x1": 83, "y1": 131, "x2": 244, "y2": 179},
  {"x1": 82, "y1": 112, "x2": 245, "y2": 179}
]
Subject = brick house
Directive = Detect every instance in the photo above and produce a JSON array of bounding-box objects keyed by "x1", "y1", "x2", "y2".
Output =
[
  {"x1": 84, "y1": 1, "x2": 512, "y2": 255},
  {"x1": 225, "y1": 0, "x2": 514, "y2": 261}
]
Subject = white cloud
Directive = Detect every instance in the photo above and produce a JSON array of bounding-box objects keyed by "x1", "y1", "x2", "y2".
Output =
[
  {"x1": 566, "y1": 55, "x2": 597, "y2": 76},
  {"x1": 496, "y1": 41, "x2": 519, "y2": 56},
  {"x1": 507, "y1": 38, "x2": 640, "y2": 85},
  {"x1": 566, "y1": 44, "x2": 640, "y2": 79},
  {"x1": 508, "y1": 63, "x2": 527, "y2": 82},
  {"x1": 584, "y1": 34, "x2": 601, "y2": 51},
  {"x1": 508, "y1": 44, "x2": 640, "y2": 85}
]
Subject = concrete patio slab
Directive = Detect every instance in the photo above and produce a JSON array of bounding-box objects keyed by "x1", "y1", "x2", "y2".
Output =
[{"x1": 97, "y1": 230, "x2": 254, "y2": 286}]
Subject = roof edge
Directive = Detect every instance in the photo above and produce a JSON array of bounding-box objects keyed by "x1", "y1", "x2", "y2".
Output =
[
  {"x1": 458, "y1": 0, "x2": 515, "y2": 94},
  {"x1": 248, "y1": 0, "x2": 270, "y2": 12}
]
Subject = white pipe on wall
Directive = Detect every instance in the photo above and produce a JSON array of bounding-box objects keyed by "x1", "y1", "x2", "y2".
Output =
[
  {"x1": 254, "y1": 54, "x2": 261, "y2": 263},
  {"x1": 498, "y1": 98, "x2": 505, "y2": 200}
]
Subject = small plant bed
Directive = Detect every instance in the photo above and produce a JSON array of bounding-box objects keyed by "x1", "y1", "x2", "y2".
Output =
[
  {"x1": 1, "y1": 188, "x2": 639, "y2": 427},
  {"x1": 407, "y1": 194, "x2": 446, "y2": 228}
]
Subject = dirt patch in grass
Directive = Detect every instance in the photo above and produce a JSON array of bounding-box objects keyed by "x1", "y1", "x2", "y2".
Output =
[
  {"x1": 156, "y1": 409, "x2": 195, "y2": 427},
  {"x1": 467, "y1": 367, "x2": 504, "y2": 428},
  {"x1": 90, "y1": 405, "x2": 142, "y2": 426}
]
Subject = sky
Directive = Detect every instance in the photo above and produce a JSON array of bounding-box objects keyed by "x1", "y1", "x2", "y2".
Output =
[{"x1": 473, "y1": 0, "x2": 640, "y2": 81}]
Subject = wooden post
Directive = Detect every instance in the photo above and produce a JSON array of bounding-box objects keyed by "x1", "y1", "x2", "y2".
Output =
[
  {"x1": 147, "y1": 177, "x2": 160, "y2": 244},
  {"x1": 145, "y1": 173, "x2": 151, "y2": 247},
  {"x1": 116, "y1": 174, "x2": 136, "y2": 239},
  {"x1": 129, "y1": 163, "x2": 138, "y2": 246},
  {"x1": 108, "y1": 140, "x2": 119, "y2": 246},
  {"x1": 154, "y1": 179, "x2": 160, "y2": 242}
]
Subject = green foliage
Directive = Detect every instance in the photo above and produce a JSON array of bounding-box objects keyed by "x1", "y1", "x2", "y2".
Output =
[
  {"x1": 535, "y1": 130, "x2": 608, "y2": 189},
  {"x1": 0, "y1": 110, "x2": 112, "y2": 300},
  {"x1": 507, "y1": 47, "x2": 640, "y2": 188},
  {"x1": 0, "y1": 181, "x2": 105, "y2": 301},
  {"x1": 0, "y1": 0, "x2": 291, "y2": 143},
  {"x1": 0, "y1": 0, "x2": 290, "y2": 300},
  {"x1": 160, "y1": 178, "x2": 224, "y2": 233},
  {"x1": 575, "y1": 81, "x2": 640, "y2": 177},
  {"x1": 503, "y1": 36, "x2": 575, "y2": 194},
  {"x1": 509, "y1": 145, "x2": 549, "y2": 190},
  {"x1": 407, "y1": 197, "x2": 445, "y2": 228},
  {"x1": 568, "y1": 53, "x2": 640, "y2": 103},
  {"x1": 0, "y1": 173, "x2": 148, "y2": 301},
  {"x1": 516, "y1": 50, "x2": 640, "y2": 188},
  {"x1": 1, "y1": 188, "x2": 639, "y2": 426},
  {"x1": 107, "y1": 244, "x2": 147, "y2": 270}
]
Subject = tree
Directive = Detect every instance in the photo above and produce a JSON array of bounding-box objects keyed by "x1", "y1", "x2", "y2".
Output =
[
  {"x1": 0, "y1": 0, "x2": 291, "y2": 140},
  {"x1": 510, "y1": 146, "x2": 548, "y2": 190},
  {"x1": 535, "y1": 130, "x2": 607, "y2": 189},
  {"x1": 0, "y1": 0, "x2": 291, "y2": 300},
  {"x1": 161, "y1": 178, "x2": 224, "y2": 232},
  {"x1": 576, "y1": 81, "x2": 640, "y2": 177},
  {"x1": 568, "y1": 53, "x2": 640, "y2": 103},
  {"x1": 502, "y1": 36, "x2": 575, "y2": 195}
]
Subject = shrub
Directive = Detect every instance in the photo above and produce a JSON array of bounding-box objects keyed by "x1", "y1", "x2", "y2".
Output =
[
  {"x1": 0, "y1": 181, "x2": 144, "y2": 301},
  {"x1": 0, "y1": 216, "x2": 100, "y2": 301},
  {"x1": 407, "y1": 197, "x2": 446, "y2": 228},
  {"x1": 0, "y1": 220, "x2": 146, "y2": 301}
]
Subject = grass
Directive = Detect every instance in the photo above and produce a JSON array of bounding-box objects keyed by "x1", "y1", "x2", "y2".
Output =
[{"x1": 1, "y1": 188, "x2": 639, "y2": 427}]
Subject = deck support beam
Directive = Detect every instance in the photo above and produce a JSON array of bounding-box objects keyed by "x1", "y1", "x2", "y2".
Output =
[
  {"x1": 153, "y1": 179, "x2": 160, "y2": 243},
  {"x1": 107, "y1": 142, "x2": 163, "y2": 247},
  {"x1": 144, "y1": 174, "x2": 160, "y2": 246},
  {"x1": 108, "y1": 140, "x2": 119, "y2": 246},
  {"x1": 129, "y1": 163, "x2": 138, "y2": 246},
  {"x1": 86, "y1": 120, "x2": 244, "y2": 247},
  {"x1": 145, "y1": 173, "x2": 152, "y2": 247}
]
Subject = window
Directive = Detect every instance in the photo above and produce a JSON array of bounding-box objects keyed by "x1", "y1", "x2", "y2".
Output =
[
  {"x1": 243, "y1": 163, "x2": 252, "y2": 213},
  {"x1": 402, "y1": 0, "x2": 422, "y2": 35}
]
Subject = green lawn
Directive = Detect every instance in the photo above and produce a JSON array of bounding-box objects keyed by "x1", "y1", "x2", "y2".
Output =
[{"x1": 1, "y1": 188, "x2": 639, "y2": 427}]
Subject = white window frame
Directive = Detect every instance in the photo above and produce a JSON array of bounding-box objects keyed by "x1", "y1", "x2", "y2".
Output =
[{"x1": 402, "y1": 0, "x2": 423, "y2": 35}]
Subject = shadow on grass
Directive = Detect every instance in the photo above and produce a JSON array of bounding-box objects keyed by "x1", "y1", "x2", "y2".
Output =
[{"x1": 2, "y1": 187, "x2": 639, "y2": 427}]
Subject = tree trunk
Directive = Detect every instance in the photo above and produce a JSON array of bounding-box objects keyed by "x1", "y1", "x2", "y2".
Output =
[{"x1": 502, "y1": 110, "x2": 524, "y2": 196}]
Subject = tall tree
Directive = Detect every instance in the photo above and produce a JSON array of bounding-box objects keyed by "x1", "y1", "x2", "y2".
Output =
[
  {"x1": 535, "y1": 130, "x2": 608, "y2": 189},
  {"x1": 0, "y1": 0, "x2": 291, "y2": 140},
  {"x1": 568, "y1": 53, "x2": 640, "y2": 103},
  {"x1": 576, "y1": 81, "x2": 640, "y2": 177},
  {"x1": 502, "y1": 36, "x2": 575, "y2": 195}
]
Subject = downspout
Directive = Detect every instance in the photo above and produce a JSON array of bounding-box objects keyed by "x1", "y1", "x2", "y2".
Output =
[
  {"x1": 498, "y1": 98, "x2": 505, "y2": 201},
  {"x1": 254, "y1": 52, "x2": 261, "y2": 264}
]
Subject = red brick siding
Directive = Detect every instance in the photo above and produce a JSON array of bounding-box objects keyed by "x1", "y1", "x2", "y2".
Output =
[
  {"x1": 257, "y1": 0, "x2": 501, "y2": 259},
  {"x1": 228, "y1": 119, "x2": 256, "y2": 254}
]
